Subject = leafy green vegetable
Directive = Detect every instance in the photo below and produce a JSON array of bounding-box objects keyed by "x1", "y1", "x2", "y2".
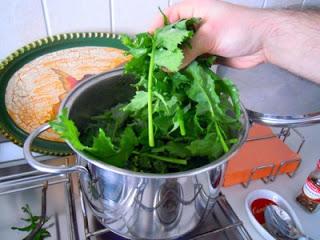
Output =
[
  {"x1": 11, "y1": 204, "x2": 51, "y2": 240},
  {"x1": 50, "y1": 108, "x2": 85, "y2": 151},
  {"x1": 50, "y1": 11, "x2": 242, "y2": 173},
  {"x1": 122, "y1": 91, "x2": 148, "y2": 112}
]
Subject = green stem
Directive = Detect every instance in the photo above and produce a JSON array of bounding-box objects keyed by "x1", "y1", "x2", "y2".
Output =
[
  {"x1": 197, "y1": 82, "x2": 229, "y2": 153},
  {"x1": 192, "y1": 81, "x2": 229, "y2": 153},
  {"x1": 215, "y1": 122, "x2": 229, "y2": 153},
  {"x1": 132, "y1": 151, "x2": 187, "y2": 165},
  {"x1": 148, "y1": 43, "x2": 156, "y2": 147},
  {"x1": 177, "y1": 108, "x2": 186, "y2": 136}
]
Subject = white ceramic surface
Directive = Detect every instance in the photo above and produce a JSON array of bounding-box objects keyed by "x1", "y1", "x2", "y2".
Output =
[
  {"x1": 111, "y1": 0, "x2": 168, "y2": 34},
  {"x1": 0, "y1": 0, "x2": 47, "y2": 59},
  {"x1": 44, "y1": 0, "x2": 111, "y2": 35},
  {"x1": 245, "y1": 189, "x2": 304, "y2": 240}
]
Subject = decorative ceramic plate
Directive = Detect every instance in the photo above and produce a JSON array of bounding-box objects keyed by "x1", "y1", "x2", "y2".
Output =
[{"x1": 0, "y1": 32, "x2": 129, "y2": 155}]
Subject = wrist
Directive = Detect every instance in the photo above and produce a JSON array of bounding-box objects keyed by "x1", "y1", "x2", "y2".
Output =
[
  {"x1": 257, "y1": 9, "x2": 283, "y2": 65},
  {"x1": 259, "y1": 9, "x2": 320, "y2": 82},
  {"x1": 260, "y1": 9, "x2": 315, "y2": 64}
]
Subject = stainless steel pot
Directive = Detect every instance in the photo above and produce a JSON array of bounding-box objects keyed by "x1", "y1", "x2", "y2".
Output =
[{"x1": 23, "y1": 69, "x2": 320, "y2": 240}]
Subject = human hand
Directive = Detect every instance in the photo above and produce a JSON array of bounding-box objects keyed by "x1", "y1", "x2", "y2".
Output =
[{"x1": 150, "y1": 0, "x2": 269, "y2": 69}]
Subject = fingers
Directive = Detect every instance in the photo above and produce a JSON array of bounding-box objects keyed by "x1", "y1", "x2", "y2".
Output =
[
  {"x1": 180, "y1": 25, "x2": 212, "y2": 69},
  {"x1": 217, "y1": 52, "x2": 266, "y2": 69}
]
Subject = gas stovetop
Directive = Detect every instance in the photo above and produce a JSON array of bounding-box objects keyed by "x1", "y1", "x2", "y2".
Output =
[{"x1": 0, "y1": 157, "x2": 251, "y2": 240}]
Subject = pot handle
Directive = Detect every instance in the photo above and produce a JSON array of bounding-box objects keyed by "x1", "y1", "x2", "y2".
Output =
[
  {"x1": 247, "y1": 109, "x2": 320, "y2": 127},
  {"x1": 23, "y1": 123, "x2": 88, "y2": 175}
]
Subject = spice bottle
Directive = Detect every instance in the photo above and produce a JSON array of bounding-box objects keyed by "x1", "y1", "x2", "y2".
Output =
[{"x1": 296, "y1": 159, "x2": 320, "y2": 213}]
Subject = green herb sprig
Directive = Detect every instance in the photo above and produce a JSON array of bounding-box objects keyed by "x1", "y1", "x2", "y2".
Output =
[
  {"x1": 50, "y1": 11, "x2": 242, "y2": 173},
  {"x1": 11, "y1": 204, "x2": 51, "y2": 240}
]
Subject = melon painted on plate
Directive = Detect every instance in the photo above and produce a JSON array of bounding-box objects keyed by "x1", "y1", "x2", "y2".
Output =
[{"x1": 5, "y1": 46, "x2": 130, "y2": 142}]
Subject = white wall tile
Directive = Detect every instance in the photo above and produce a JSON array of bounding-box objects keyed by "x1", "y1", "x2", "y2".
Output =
[
  {"x1": 0, "y1": 0, "x2": 47, "y2": 59},
  {"x1": 44, "y1": 0, "x2": 111, "y2": 35},
  {"x1": 263, "y1": 0, "x2": 304, "y2": 8},
  {"x1": 172, "y1": 0, "x2": 264, "y2": 7},
  {"x1": 112, "y1": 0, "x2": 168, "y2": 34},
  {"x1": 224, "y1": 0, "x2": 265, "y2": 8},
  {"x1": 302, "y1": 0, "x2": 320, "y2": 8},
  {"x1": 170, "y1": 0, "x2": 183, "y2": 5}
]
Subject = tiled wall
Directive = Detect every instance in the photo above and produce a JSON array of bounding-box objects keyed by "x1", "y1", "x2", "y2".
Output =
[{"x1": 1, "y1": 0, "x2": 320, "y2": 59}]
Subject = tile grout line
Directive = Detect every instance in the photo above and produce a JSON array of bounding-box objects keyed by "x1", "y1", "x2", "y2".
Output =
[
  {"x1": 40, "y1": 0, "x2": 52, "y2": 36},
  {"x1": 109, "y1": 0, "x2": 115, "y2": 33}
]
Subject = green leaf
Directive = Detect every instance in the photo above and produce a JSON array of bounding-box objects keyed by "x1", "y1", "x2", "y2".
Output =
[
  {"x1": 107, "y1": 127, "x2": 138, "y2": 167},
  {"x1": 84, "y1": 128, "x2": 117, "y2": 159},
  {"x1": 121, "y1": 33, "x2": 152, "y2": 57},
  {"x1": 159, "y1": 7, "x2": 169, "y2": 25},
  {"x1": 184, "y1": 62, "x2": 231, "y2": 152},
  {"x1": 185, "y1": 62, "x2": 222, "y2": 119},
  {"x1": 52, "y1": 13, "x2": 242, "y2": 174},
  {"x1": 155, "y1": 26, "x2": 192, "y2": 51},
  {"x1": 187, "y1": 133, "x2": 224, "y2": 159},
  {"x1": 174, "y1": 18, "x2": 201, "y2": 31},
  {"x1": 124, "y1": 56, "x2": 148, "y2": 79},
  {"x1": 172, "y1": 72, "x2": 191, "y2": 90},
  {"x1": 123, "y1": 91, "x2": 148, "y2": 112},
  {"x1": 152, "y1": 141, "x2": 191, "y2": 158},
  {"x1": 12, "y1": 204, "x2": 51, "y2": 239},
  {"x1": 154, "y1": 48, "x2": 184, "y2": 72},
  {"x1": 153, "y1": 91, "x2": 169, "y2": 113},
  {"x1": 49, "y1": 108, "x2": 85, "y2": 150},
  {"x1": 216, "y1": 77, "x2": 241, "y2": 119}
]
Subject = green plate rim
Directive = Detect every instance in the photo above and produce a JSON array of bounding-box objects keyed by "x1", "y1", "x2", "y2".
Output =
[{"x1": 0, "y1": 32, "x2": 126, "y2": 156}]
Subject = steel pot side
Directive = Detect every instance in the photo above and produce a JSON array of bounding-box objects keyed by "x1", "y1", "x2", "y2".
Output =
[
  {"x1": 23, "y1": 68, "x2": 250, "y2": 179},
  {"x1": 23, "y1": 68, "x2": 320, "y2": 178}
]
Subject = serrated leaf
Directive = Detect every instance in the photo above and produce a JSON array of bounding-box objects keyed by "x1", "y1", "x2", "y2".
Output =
[
  {"x1": 154, "y1": 48, "x2": 184, "y2": 72},
  {"x1": 156, "y1": 27, "x2": 192, "y2": 51},
  {"x1": 123, "y1": 91, "x2": 148, "y2": 112},
  {"x1": 187, "y1": 133, "x2": 223, "y2": 159},
  {"x1": 49, "y1": 108, "x2": 85, "y2": 150},
  {"x1": 107, "y1": 127, "x2": 138, "y2": 167},
  {"x1": 85, "y1": 128, "x2": 117, "y2": 159},
  {"x1": 216, "y1": 77, "x2": 241, "y2": 119}
]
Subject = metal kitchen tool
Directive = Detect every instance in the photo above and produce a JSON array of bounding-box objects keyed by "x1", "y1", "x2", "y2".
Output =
[
  {"x1": 264, "y1": 205, "x2": 314, "y2": 240},
  {"x1": 24, "y1": 69, "x2": 320, "y2": 240},
  {"x1": 224, "y1": 125, "x2": 304, "y2": 188}
]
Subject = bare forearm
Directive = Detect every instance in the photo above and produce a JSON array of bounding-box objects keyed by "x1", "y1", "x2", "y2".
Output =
[{"x1": 262, "y1": 9, "x2": 320, "y2": 83}]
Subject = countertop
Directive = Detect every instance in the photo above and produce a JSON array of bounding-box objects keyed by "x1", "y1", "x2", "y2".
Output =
[
  {"x1": 223, "y1": 124, "x2": 320, "y2": 239},
  {"x1": 218, "y1": 64, "x2": 320, "y2": 239}
]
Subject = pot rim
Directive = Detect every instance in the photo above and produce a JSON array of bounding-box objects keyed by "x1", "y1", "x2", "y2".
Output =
[{"x1": 60, "y1": 68, "x2": 250, "y2": 179}]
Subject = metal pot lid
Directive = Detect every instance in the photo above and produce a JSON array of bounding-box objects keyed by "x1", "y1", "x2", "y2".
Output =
[{"x1": 217, "y1": 63, "x2": 320, "y2": 116}]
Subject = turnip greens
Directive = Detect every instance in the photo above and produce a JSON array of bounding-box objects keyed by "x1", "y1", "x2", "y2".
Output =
[{"x1": 50, "y1": 14, "x2": 242, "y2": 173}]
